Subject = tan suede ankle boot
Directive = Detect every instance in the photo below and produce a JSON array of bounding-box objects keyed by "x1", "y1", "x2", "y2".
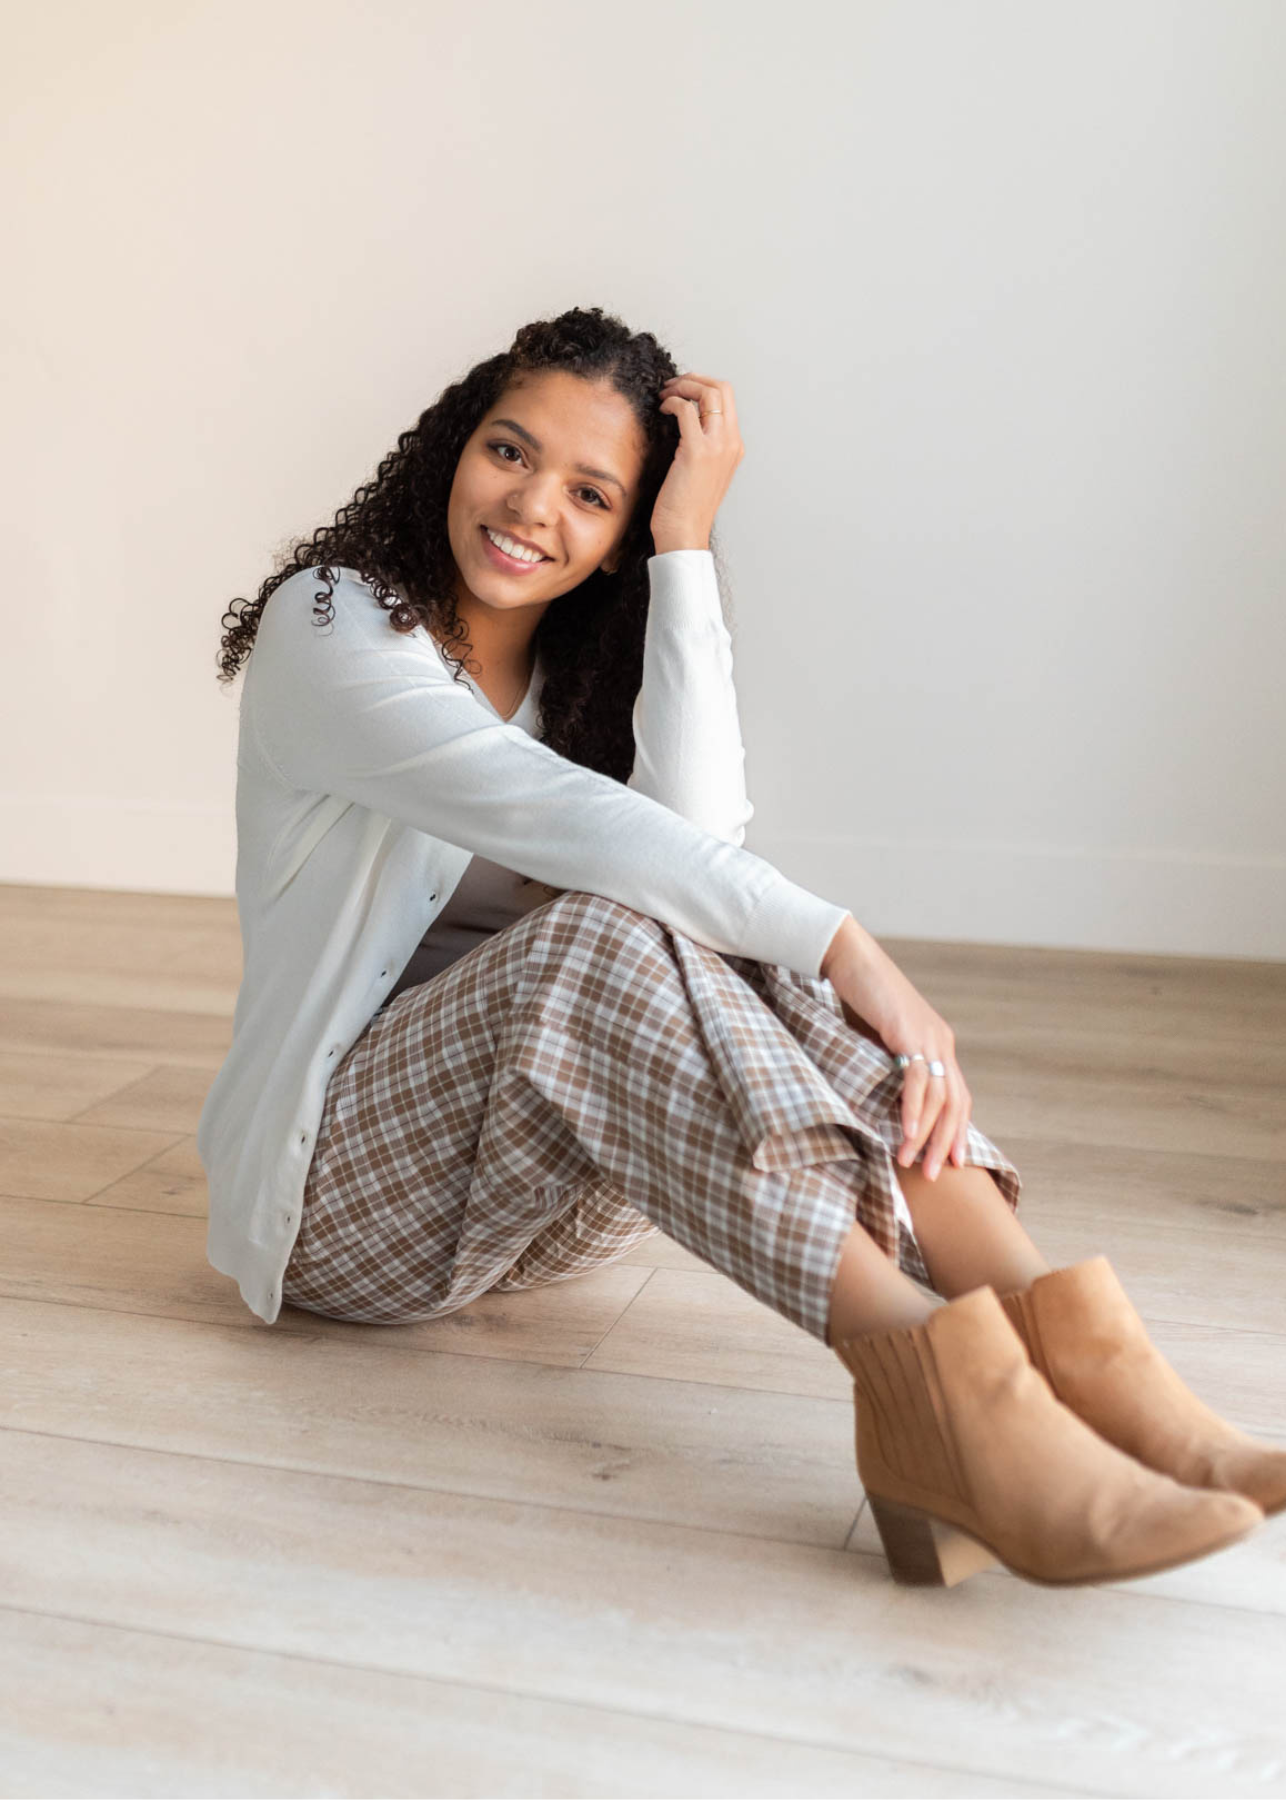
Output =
[
  {"x1": 998, "y1": 1255, "x2": 1286, "y2": 1516},
  {"x1": 833, "y1": 1283, "x2": 1262, "y2": 1588}
]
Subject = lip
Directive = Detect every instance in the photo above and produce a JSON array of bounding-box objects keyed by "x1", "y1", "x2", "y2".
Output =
[{"x1": 480, "y1": 523, "x2": 552, "y2": 570}]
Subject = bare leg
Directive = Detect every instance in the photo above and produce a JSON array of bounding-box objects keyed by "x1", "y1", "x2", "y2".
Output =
[
  {"x1": 826, "y1": 1161, "x2": 1052, "y2": 1348},
  {"x1": 895, "y1": 1160, "x2": 1051, "y2": 1298},
  {"x1": 826, "y1": 1218, "x2": 937, "y2": 1346}
]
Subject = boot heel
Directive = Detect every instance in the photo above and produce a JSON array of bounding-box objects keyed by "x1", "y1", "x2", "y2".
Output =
[{"x1": 867, "y1": 1493, "x2": 1000, "y2": 1587}]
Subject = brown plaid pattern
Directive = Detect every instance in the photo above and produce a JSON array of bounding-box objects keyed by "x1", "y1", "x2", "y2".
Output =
[{"x1": 280, "y1": 891, "x2": 1023, "y2": 1343}]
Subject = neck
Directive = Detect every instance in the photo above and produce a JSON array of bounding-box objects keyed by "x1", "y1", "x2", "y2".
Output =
[
  {"x1": 456, "y1": 602, "x2": 538, "y2": 666},
  {"x1": 432, "y1": 599, "x2": 541, "y2": 719}
]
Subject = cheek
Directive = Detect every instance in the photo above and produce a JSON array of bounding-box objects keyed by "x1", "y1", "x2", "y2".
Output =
[
  {"x1": 454, "y1": 455, "x2": 487, "y2": 502},
  {"x1": 571, "y1": 512, "x2": 615, "y2": 555},
  {"x1": 454, "y1": 445, "x2": 504, "y2": 501},
  {"x1": 445, "y1": 467, "x2": 471, "y2": 524}
]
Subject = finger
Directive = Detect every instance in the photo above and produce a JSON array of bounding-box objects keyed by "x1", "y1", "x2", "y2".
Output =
[
  {"x1": 659, "y1": 377, "x2": 717, "y2": 406},
  {"x1": 926, "y1": 1067, "x2": 967, "y2": 1179},
  {"x1": 671, "y1": 393, "x2": 725, "y2": 435},
  {"x1": 914, "y1": 1072, "x2": 943, "y2": 1173},
  {"x1": 904, "y1": 1057, "x2": 955, "y2": 1170},
  {"x1": 660, "y1": 372, "x2": 726, "y2": 392},
  {"x1": 906, "y1": 1081, "x2": 948, "y2": 1172},
  {"x1": 922, "y1": 1076, "x2": 963, "y2": 1180},
  {"x1": 658, "y1": 393, "x2": 703, "y2": 443},
  {"x1": 663, "y1": 394, "x2": 723, "y2": 448},
  {"x1": 899, "y1": 1066, "x2": 942, "y2": 1167},
  {"x1": 898, "y1": 1064, "x2": 928, "y2": 1163},
  {"x1": 951, "y1": 1086, "x2": 974, "y2": 1167},
  {"x1": 659, "y1": 375, "x2": 736, "y2": 429}
]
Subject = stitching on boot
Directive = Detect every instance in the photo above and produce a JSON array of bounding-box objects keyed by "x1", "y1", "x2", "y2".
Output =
[
  {"x1": 915, "y1": 1329, "x2": 968, "y2": 1503},
  {"x1": 864, "y1": 1335, "x2": 906, "y2": 1477},
  {"x1": 1022, "y1": 1292, "x2": 1056, "y2": 1385},
  {"x1": 884, "y1": 1332, "x2": 925, "y2": 1487}
]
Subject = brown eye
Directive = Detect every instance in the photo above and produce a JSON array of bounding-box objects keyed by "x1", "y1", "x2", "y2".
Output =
[{"x1": 489, "y1": 442, "x2": 606, "y2": 509}]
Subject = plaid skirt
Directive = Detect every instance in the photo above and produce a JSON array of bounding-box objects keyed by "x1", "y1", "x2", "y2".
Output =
[{"x1": 280, "y1": 890, "x2": 1023, "y2": 1344}]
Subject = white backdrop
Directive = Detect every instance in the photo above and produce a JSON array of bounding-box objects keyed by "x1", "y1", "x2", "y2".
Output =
[{"x1": 3, "y1": 0, "x2": 1282, "y2": 957}]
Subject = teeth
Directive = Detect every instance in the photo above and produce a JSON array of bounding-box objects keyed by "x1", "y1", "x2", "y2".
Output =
[{"x1": 485, "y1": 526, "x2": 545, "y2": 564}]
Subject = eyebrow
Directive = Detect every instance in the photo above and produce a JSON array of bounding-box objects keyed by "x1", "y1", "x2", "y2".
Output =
[{"x1": 488, "y1": 418, "x2": 627, "y2": 496}]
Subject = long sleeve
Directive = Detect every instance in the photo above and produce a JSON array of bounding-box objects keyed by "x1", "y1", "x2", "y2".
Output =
[
  {"x1": 626, "y1": 550, "x2": 754, "y2": 847},
  {"x1": 245, "y1": 567, "x2": 852, "y2": 977}
]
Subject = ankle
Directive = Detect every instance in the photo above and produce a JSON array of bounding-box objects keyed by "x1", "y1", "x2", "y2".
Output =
[
  {"x1": 828, "y1": 1288, "x2": 936, "y2": 1349},
  {"x1": 825, "y1": 1220, "x2": 939, "y2": 1348}
]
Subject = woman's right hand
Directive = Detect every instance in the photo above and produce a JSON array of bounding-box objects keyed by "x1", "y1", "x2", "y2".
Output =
[{"x1": 821, "y1": 918, "x2": 974, "y2": 1182}]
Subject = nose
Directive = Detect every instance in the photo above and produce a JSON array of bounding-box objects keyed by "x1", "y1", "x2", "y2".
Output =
[{"x1": 507, "y1": 470, "x2": 559, "y2": 528}]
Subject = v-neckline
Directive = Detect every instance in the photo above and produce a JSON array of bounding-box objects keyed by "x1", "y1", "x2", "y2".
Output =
[
  {"x1": 486, "y1": 679, "x2": 530, "y2": 723},
  {"x1": 476, "y1": 655, "x2": 537, "y2": 722},
  {"x1": 430, "y1": 635, "x2": 537, "y2": 722},
  {"x1": 467, "y1": 656, "x2": 538, "y2": 722}
]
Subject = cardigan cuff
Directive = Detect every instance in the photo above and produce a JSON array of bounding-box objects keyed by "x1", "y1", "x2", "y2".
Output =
[
  {"x1": 645, "y1": 549, "x2": 719, "y2": 616},
  {"x1": 739, "y1": 879, "x2": 853, "y2": 980}
]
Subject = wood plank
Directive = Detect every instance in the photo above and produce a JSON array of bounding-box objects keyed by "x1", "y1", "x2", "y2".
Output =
[
  {"x1": 0, "y1": 1197, "x2": 660, "y2": 1371},
  {"x1": 0, "y1": 883, "x2": 235, "y2": 931},
  {"x1": 2, "y1": 1427, "x2": 1283, "y2": 1797},
  {"x1": 0, "y1": 1608, "x2": 1079, "y2": 1799},
  {"x1": 0, "y1": 1298, "x2": 862, "y2": 1548},
  {"x1": 0, "y1": 995, "x2": 231, "y2": 1066}
]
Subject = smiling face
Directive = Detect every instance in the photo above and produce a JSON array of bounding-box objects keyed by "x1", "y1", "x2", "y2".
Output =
[{"x1": 445, "y1": 369, "x2": 648, "y2": 631}]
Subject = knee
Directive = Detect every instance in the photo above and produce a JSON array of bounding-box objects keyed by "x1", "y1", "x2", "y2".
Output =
[{"x1": 544, "y1": 889, "x2": 663, "y2": 941}]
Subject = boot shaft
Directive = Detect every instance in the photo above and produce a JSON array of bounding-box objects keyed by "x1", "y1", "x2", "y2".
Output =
[{"x1": 833, "y1": 1280, "x2": 1262, "y2": 1586}]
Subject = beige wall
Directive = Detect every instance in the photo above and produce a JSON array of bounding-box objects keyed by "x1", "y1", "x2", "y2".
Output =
[{"x1": 3, "y1": 0, "x2": 1282, "y2": 957}]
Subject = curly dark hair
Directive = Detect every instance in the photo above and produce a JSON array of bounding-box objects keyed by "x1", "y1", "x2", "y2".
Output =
[{"x1": 215, "y1": 304, "x2": 734, "y2": 784}]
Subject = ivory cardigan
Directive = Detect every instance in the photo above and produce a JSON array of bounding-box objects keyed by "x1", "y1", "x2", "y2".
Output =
[
  {"x1": 382, "y1": 659, "x2": 565, "y2": 1001},
  {"x1": 198, "y1": 552, "x2": 855, "y2": 1324}
]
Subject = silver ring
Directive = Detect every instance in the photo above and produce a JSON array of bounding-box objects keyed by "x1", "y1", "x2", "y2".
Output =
[{"x1": 894, "y1": 1052, "x2": 946, "y2": 1078}]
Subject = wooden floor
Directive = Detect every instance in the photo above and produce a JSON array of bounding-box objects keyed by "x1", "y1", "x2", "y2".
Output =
[{"x1": 1, "y1": 880, "x2": 1284, "y2": 1799}]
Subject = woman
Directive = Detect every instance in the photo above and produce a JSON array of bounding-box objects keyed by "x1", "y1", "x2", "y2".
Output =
[{"x1": 201, "y1": 304, "x2": 1282, "y2": 1590}]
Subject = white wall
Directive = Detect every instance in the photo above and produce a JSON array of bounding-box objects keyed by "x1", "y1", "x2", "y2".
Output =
[{"x1": 3, "y1": 0, "x2": 1282, "y2": 958}]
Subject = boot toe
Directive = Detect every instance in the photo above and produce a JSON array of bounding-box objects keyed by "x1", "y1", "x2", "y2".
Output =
[
  {"x1": 1131, "y1": 1484, "x2": 1263, "y2": 1576},
  {"x1": 1004, "y1": 1264, "x2": 1286, "y2": 1519}
]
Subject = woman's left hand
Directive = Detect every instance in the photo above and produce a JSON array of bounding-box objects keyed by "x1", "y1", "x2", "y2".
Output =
[{"x1": 652, "y1": 373, "x2": 745, "y2": 554}]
